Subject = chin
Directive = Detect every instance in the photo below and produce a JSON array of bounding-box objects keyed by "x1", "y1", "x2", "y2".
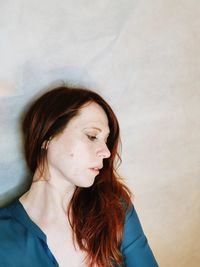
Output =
[
  {"x1": 82, "y1": 181, "x2": 95, "y2": 188},
  {"x1": 79, "y1": 177, "x2": 96, "y2": 188}
]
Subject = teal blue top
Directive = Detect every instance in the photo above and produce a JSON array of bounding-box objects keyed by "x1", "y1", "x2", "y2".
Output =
[{"x1": 0, "y1": 199, "x2": 158, "y2": 266}]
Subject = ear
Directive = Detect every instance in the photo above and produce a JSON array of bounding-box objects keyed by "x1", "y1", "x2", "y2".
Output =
[{"x1": 41, "y1": 139, "x2": 51, "y2": 150}]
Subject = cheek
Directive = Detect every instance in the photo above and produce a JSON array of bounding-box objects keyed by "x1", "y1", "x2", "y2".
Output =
[
  {"x1": 70, "y1": 141, "x2": 94, "y2": 161},
  {"x1": 48, "y1": 137, "x2": 95, "y2": 166}
]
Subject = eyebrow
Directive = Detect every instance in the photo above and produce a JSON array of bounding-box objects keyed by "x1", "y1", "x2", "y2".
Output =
[{"x1": 84, "y1": 127, "x2": 110, "y2": 136}]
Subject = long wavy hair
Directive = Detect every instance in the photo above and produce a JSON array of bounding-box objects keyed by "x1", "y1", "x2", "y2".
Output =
[{"x1": 21, "y1": 85, "x2": 132, "y2": 267}]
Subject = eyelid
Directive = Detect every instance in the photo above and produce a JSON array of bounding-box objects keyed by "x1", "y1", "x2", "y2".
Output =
[
  {"x1": 86, "y1": 131, "x2": 98, "y2": 137},
  {"x1": 87, "y1": 134, "x2": 97, "y2": 141},
  {"x1": 86, "y1": 133, "x2": 108, "y2": 143}
]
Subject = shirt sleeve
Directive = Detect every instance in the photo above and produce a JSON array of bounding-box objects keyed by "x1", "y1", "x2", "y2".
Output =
[{"x1": 121, "y1": 205, "x2": 159, "y2": 267}]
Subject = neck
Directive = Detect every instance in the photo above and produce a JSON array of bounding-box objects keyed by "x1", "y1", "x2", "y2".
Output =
[{"x1": 19, "y1": 170, "x2": 76, "y2": 223}]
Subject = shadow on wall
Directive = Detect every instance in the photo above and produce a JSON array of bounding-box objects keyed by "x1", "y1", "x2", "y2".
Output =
[{"x1": 0, "y1": 170, "x2": 32, "y2": 208}]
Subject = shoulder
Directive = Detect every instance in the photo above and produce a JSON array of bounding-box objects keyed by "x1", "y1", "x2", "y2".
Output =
[
  {"x1": 0, "y1": 204, "x2": 26, "y2": 263},
  {"x1": 121, "y1": 204, "x2": 159, "y2": 266},
  {"x1": 0, "y1": 201, "x2": 56, "y2": 267},
  {"x1": 122, "y1": 204, "x2": 144, "y2": 247},
  {"x1": 119, "y1": 199, "x2": 143, "y2": 236},
  {"x1": 0, "y1": 200, "x2": 27, "y2": 236},
  {"x1": 0, "y1": 202, "x2": 15, "y2": 230},
  {"x1": 0, "y1": 202, "x2": 21, "y2": 229}
]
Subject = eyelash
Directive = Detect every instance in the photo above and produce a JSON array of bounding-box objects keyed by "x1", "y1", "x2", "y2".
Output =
[
  {"x1": 86, "y1": 133, "x2": 109, "y2": 144},
  {"x1": 87, "y1": 135, "x2": 97, "y2": 141}
]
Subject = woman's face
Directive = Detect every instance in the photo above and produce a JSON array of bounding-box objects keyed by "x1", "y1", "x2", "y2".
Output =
[{"x1": 45, "y1": 102, "x2": 111, "y2": 188}]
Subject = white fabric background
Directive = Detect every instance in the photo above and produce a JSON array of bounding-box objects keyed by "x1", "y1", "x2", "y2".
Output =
[{"x1": 0, "y1": 1, "x2": 199, "y2": 266}]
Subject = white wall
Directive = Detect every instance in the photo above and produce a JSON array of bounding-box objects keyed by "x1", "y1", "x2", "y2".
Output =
[{"x1": 0, "y1": 1, "x2": 199, "y2": 266}]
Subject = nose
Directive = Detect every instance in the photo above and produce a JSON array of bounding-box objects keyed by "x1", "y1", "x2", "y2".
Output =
[{"x1": 97, "y1": 143, "x2": 111, "y2": 159}]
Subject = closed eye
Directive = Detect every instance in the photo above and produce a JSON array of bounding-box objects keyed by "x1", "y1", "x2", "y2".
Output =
[{"x1": 87, "y1": 135, "x2": 97, "y2": 141}]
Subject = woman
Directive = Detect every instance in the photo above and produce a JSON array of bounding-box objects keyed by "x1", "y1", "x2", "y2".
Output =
[{"x1": 0, "y1": 85, "x2": 158, "y2": 267}]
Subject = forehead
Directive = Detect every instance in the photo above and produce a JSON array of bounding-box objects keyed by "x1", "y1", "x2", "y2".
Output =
[{"x1": 71, "y1": 102, "x2": 110, "y2": 130}]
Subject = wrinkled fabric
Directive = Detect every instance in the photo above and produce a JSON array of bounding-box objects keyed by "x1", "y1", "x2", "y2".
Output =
[{"x1": 0, "y1": 200, "x2": 158, "y2": 266}]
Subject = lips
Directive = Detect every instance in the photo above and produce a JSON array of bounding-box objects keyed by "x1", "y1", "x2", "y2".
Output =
[
  {"x1": 92, "y1": 165, "x2": 103, "y2": 170},
  {"x1": 89, "y1": 165, "x2": 103, "y2": 172}
]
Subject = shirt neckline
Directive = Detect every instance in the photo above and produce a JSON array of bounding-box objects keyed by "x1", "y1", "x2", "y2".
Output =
[{"x1": 9, "y1": 199, "x2": 59, "y2": 266}]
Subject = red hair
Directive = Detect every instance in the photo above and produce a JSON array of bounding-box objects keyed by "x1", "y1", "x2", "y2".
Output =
[{"x1": 21, "y1": 85, "x2": 132, "y2": 266}]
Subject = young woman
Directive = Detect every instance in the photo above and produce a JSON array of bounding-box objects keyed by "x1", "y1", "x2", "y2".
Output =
[{"x1": 0, "y1": 86, "x2": 158, "y2": 267}]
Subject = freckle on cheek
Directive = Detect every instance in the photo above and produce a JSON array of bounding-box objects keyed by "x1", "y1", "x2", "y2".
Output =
[{"x1": 69, "y1": 153, "x2": 74, "y2": 157}]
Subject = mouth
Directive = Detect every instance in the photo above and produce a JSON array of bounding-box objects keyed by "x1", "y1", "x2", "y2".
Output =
[
  {"x1": 89, "y1": 166, "x2": 102, "y2": 174},
  {"x1": 89, "y1": 168, "x2": 100, "y2": 173}
]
